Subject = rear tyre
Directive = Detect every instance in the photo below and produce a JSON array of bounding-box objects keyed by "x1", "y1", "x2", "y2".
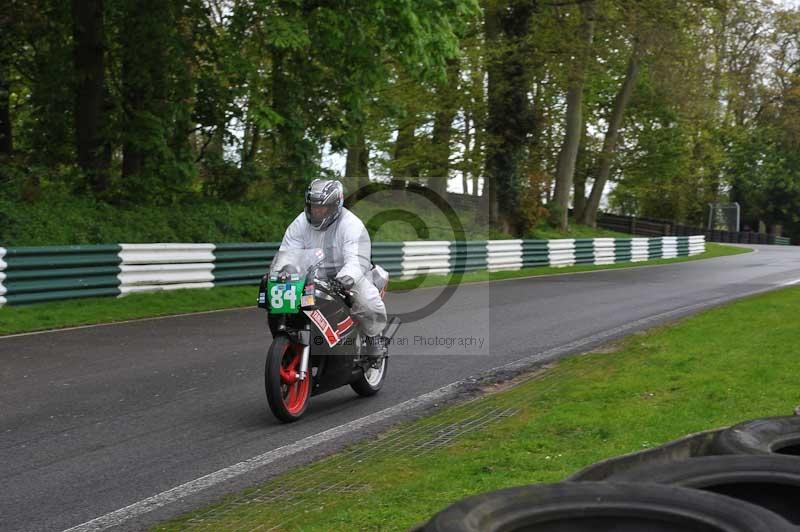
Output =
[
  {"x1": 351, "y1": 357, "x2": 388, "y2": 397},
  {"x1": 420, "y1": 481, "x2": 795, "y2": 532},
  {"x1": 265, "y1": 335, "x2": 311, "y2": 422}
]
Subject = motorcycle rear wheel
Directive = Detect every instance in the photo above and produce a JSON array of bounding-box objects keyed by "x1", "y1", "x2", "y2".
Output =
[
  {"x1": 266, "y1": 335, "x2": 311, "y2": 422},
  {"x1": 351, "y1": 356, "x2": 388, "y2": 397}
]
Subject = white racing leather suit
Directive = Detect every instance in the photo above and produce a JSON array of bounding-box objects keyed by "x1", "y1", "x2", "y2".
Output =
[{"x1": 278, "y1": 207, "x2": 387, "y2": 337}]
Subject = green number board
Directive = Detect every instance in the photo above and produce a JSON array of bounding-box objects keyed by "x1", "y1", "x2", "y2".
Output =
[{"x1": 267, "y1": 280, "x2": 304, "y2": 314}]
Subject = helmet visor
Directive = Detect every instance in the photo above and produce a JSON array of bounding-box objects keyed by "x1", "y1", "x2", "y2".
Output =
[{"x1": 305, "y1": 202, "x2": 336, "y2": 226}]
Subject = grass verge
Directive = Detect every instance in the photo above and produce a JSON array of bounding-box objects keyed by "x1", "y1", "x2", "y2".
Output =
[
  {"x1": 153, "y1": 285, "x2": 800, "y2": 531},
  {"x1": 0, "y1": 243, "x2": 750, "y2": 336}
]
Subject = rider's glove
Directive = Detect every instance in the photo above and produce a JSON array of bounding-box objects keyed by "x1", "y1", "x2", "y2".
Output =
[{"x1": 336, "y1": 274, "x2": 355, "y2": 290}]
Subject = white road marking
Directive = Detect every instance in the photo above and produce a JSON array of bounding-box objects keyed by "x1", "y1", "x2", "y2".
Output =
[
  {"x1": 62, "y1": 383, "x2": 461, "y2": 532},
  {"x1": 61, "y1": 278, "x2": 791, "y2": 532},
  {"x1": 780, "y1": 278, "x2": 800, "y2": 287}
]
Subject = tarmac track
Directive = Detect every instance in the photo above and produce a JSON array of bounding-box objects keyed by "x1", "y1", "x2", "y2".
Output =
[{"x1": 1, "y1": 244, "x2": 800, "y2": 531}]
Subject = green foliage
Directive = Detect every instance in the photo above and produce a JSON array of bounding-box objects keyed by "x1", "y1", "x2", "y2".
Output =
[
  {"x1": 2, "y1": 0, "x2": 799, "y2": 242},
  {"x1": 0, "y1": 191, "x2": 292, "y2": 246}
]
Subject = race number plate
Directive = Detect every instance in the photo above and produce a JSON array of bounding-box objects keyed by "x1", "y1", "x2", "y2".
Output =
[{"x1": 267, "y1": 280, "x2": 304, "y2": 314}]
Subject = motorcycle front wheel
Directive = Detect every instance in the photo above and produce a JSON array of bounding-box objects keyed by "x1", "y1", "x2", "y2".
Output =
[{"x1": 265, "y1": 335, "x2": 311, "y2": 422}]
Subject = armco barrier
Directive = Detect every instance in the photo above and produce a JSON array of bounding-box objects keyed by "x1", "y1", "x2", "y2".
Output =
[
  {"x1": 118, "y1": 244, "x2": 215, "y2": 294},
  {"x1": 1, "y1": 245, "x2": 122, "y2": 305},
  {"x1": 213, "y1": 242, "x2": 280, "y2": 286},
  {"x1": 372, "y1": 242, "x2": 404, "y2": 277},
  {"x1": 451, "y1": 241, "x2": 488, "y2": 273},
  {"x1": 771, "y1": 236, "x2": 791, "y2": 245},
  {"x1": 522, "y1": 240, "x2": 549, "y2": 268},
  {"x1": 0, "y1": 247, "x2": 6, "y2": 307},
  {"x1": 0, "y1": 236, "x2": 706, "y2": 305},
  {"x1": 402, "y1": 241, "x2": 450, "y2": 278},
  {"x1": 548, "y1": 239, "x2": 576, "y2": 267},
  {"x1": 631, "y1": 238, "x2": 649, "y2": 262},
  {"x1": 487, "y1": 240, "x2": 522, "y2": 272},
  {"x1": 593, "y1": 238, "x2": 615, "y2": 265},
  {"x1": 574, "y1": 239, "x2": 594, "y2": 265}
]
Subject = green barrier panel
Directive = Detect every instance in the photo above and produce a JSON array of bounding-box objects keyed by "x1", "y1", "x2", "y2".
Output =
[
  {"x1": 614, "y1": 238, "x2": 633, "y2": 262},
  {"x1": 676, "y1": 237, "x2": 690, "y2": 256},
  {"x1": 371, "y1": 242, "x2": 404, "y2": 277},
  {"x1": 213, "y1": 243, "x2": 279, "y2": 286},
  {"x1": 647, "y1": 238, "x2": 663, "y2": 259},
  {"x1": 11, "y1": 287, "x2": 122, "y2": 305},
  {"x1": 450, "y1": 241, "x2": 488, "y2": 273},
  {"x1": 522, "y1": 240, "x2": 549, "y2": 268},
  {"x1": 3, "y1": 245, "x2": 122, "y2": 305},
  {"x1": 574, "y1": 239, "x2": 595, "y2": 265}
]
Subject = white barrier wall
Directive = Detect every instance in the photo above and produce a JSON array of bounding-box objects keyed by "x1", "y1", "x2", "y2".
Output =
[
  {"x1": 631, "y1": 238, "x2": 650, "y2": 262},
  {"x1": 0, "y1": 247, "x2": 6, "y2": 307},
  {"x1": 548, "y1": 239, "x2": 576, "y2": 267},
  {"x1": 401, "y1": 241, "x2": 451, "y2": 278},
  {"x1": 593, "y1": 238, "x2": 616, "y2": 265},
  {"x1": 661, "y1": 236, "x2": 679, "y2": 259},
  {"x1": 487, "y1": 240, "x2": 523, "y2": 272},
  {"x1": 118, "y1": 244, "x2": 216, "y2": 295},
  {"x1": 688, "y1": 235, "x2": 706, "y2": 255}
]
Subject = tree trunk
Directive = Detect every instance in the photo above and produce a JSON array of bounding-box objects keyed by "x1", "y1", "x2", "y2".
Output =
[
  {"x1": 72, "y1": 0, "x2": 109, "y2": 192},
  {"x1": 582, "y1": 48, "x2": 641, "y2": 227},
  {"x1": 346, "y1": 130, "x2": 369, "y2": 189},
  {"x1": 573, "y1": 122, "x2": 590, "y2": 220},
  {"x1": 484, "y1": 0, "x2": 535, "y2": 231},
  {"x1": 462, "y1": 112, "x2": 471, "y2": 194},
  {"x1": 121, "y1": 0, "x2": 168, "y2": 179},
  {"x1": 484, "y1": 1, "x2": 500, "y2": 224},
  {"x1": 0, "y1": 61, "x2": 11, "y2": 155},
  {"x1": 392, "y1": 113, "x2": 418, "y2": 186},
  {"x1": 551, "y1": 1, "x2": 595, "y2": 230},
  {"x1": 429, "y1": 60, "x2": 459, "y2": 197}
]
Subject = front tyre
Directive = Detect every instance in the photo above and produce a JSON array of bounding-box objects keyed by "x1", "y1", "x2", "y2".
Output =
[
  {"x1": 351, "y1": 357, "x2": 388, "y2": 397},
  {"x1": 266, "y1": 335, "x2": 311, "y2": 422}
]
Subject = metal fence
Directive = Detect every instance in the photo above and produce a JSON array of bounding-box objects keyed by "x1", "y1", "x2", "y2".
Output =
[{"x1": 597, "y1": 212, "x2": 792, "y2": 245}]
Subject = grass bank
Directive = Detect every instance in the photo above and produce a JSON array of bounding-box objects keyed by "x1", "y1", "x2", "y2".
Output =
[
  {"x1": 0, "y1": 243, "x2": 749, "y2": 336},
  {"x1": 154, "y1": 285, "x2": 800, "y2": 531}
]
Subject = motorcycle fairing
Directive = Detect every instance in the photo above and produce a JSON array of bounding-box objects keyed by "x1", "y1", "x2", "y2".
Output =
[{"x1": 305, "y1": 309, "x2": 339, "y2": 347}]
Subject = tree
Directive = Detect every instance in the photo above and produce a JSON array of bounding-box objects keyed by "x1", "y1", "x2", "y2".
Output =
[
  {"x1": 484, "y1": 0, "x2": 536, "y2": 230},
  {"x1": 551, "y1": 0, "x2": 596, "y2": 230},
  {"x1": 72, "y1": 0, "x2": 109, "y2": 193}
]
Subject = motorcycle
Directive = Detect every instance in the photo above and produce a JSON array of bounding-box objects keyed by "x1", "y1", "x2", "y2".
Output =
[{"x1": 258, "y1": 248, "x2": 394, "y2": 422}]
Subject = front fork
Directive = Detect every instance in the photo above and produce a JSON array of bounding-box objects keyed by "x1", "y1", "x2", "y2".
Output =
[{"x1": 297, "y1": 325, "x2": 311, "y2": 381}]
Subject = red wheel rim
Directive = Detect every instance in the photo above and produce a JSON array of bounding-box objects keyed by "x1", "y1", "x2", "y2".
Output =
[{"x1": 278, "y1": 343, "x2": 309, "y2": 415}]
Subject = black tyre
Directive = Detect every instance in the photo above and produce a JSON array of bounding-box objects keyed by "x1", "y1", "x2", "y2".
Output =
[
  {"x1": 420, "y1": 481, "x2": 795, "y2": 532},
  {"x1": 608, "y1": 455, "x2": 800, "y2": 524},
  {"x1": 711, "y1": 416, "x2": 800, "y2": 456},
  {"x1": 265, "y1": 335, "x2": 311, "y2": 422},
  {"x1": 351, "y1": 356, "x2": 388, "y2": 397}
]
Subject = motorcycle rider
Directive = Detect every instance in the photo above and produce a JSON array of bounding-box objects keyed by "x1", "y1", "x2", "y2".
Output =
[{"x1": 278, "y1": 179, "x2": 388, "y2": 357}]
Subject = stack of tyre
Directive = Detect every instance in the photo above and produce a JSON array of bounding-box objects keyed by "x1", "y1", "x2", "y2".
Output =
[{"x1": 416, "y1": 416, "x2": 800, "y2": 531}]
